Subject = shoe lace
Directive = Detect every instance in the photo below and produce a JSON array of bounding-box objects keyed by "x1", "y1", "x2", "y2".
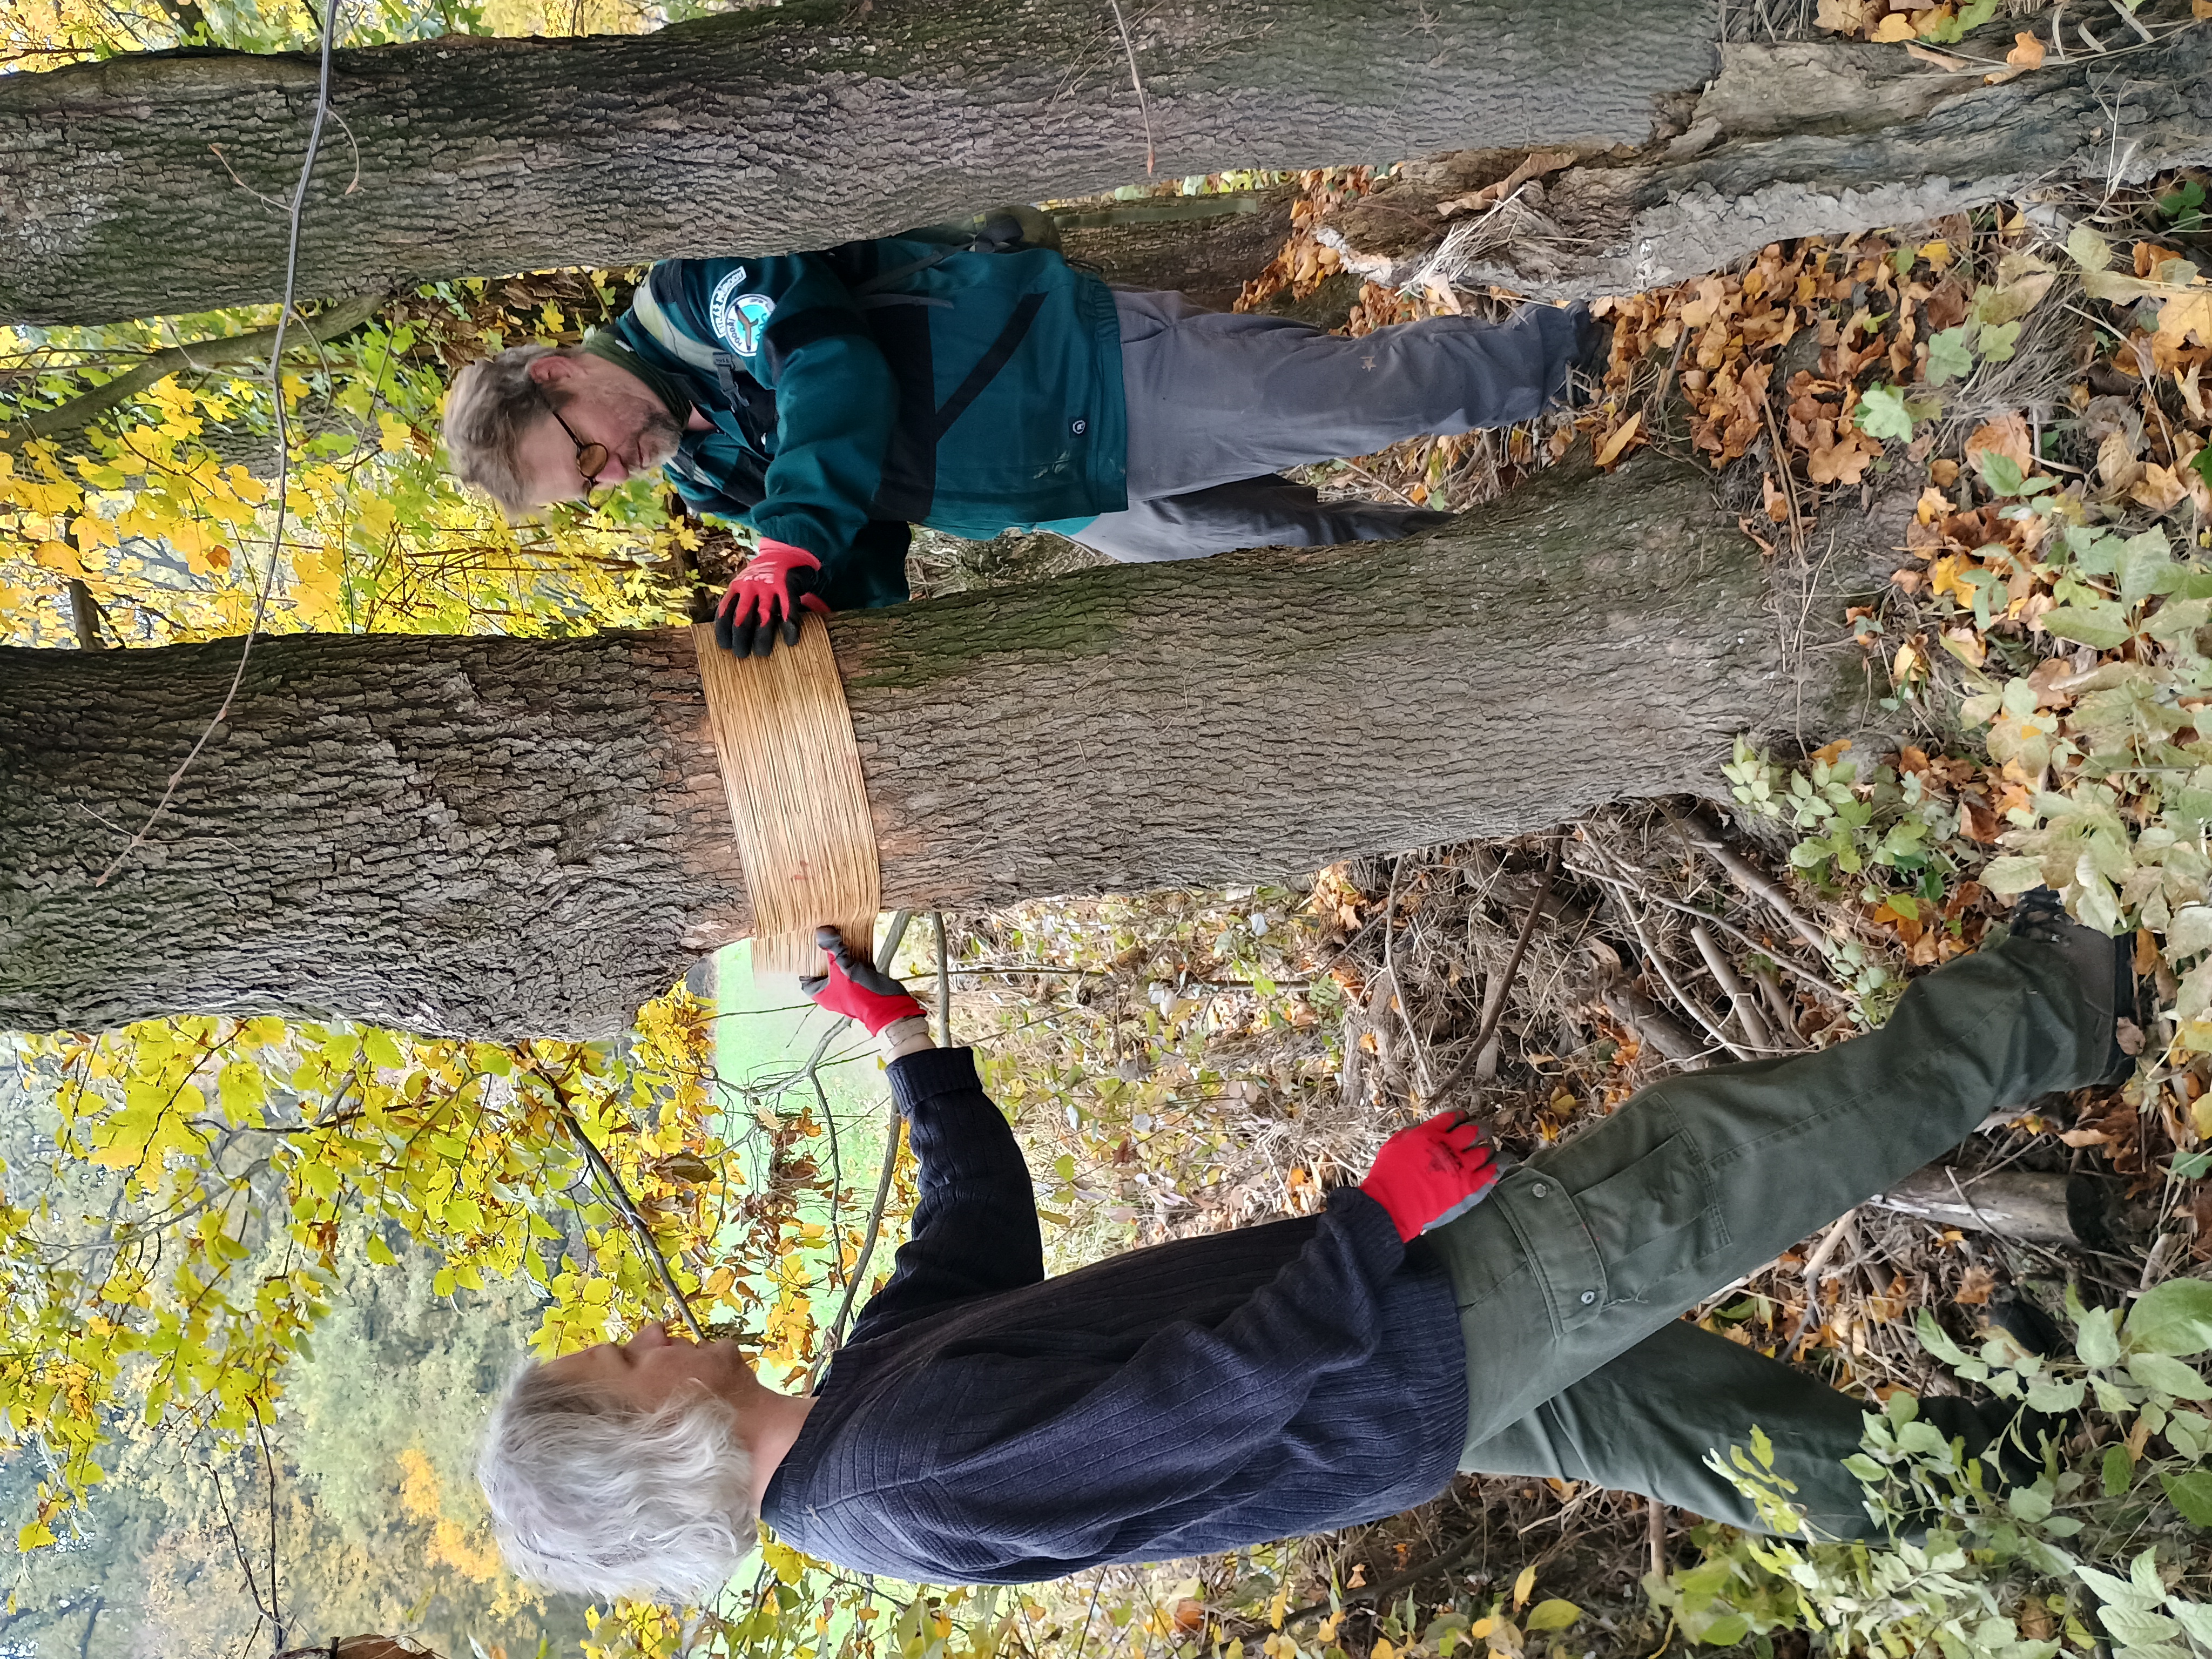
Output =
[{"x1": 2007, "y1": 888, "x2": 2075, "y2": 945}]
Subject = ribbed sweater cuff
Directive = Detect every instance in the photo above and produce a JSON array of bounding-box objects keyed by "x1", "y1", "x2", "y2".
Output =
[
  {"x1": 886, "y1": 1045, "x2": 982, "y2": 1114},
  {"x1": 1325, "y1": 1185, "x2": 1410, "y2": 1274}
]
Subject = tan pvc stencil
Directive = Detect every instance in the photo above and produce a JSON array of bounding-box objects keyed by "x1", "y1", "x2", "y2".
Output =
[{"x1": 690, "y1": 621, "x2": 880, "y2": 981}]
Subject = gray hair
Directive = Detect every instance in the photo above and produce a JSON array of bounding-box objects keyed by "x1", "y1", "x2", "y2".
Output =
[
  {"x1": 476, "y1": 1360, "x2": 757, "y2": 1603},
  {"x1": 442, "y1": 345, "x2": 571, "y2": 517}
]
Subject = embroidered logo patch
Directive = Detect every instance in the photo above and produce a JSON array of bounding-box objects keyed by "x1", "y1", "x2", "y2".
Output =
[{"x1": 709, "y1": 271, "x2": 776, "y2": 358}]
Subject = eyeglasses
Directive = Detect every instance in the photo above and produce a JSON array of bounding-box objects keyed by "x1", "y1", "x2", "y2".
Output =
[{"x1": 538, "y1": 385, "x2": 609, "y2": 496}]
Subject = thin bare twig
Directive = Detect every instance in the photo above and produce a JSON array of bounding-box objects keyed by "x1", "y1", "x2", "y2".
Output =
[
  {"x1": 554, "y1": 1101, "x2": 705, "y2": 1340},
  {"x1": 1786, "y1": 1209, "x2": 1857, "y2": 1357},
  {"x1": 1664, "y1": 809, "x2": 1833, "y2": 958},
  {"x1": 1282, "y1": 1529, "x2": 1491, "y2": 1626},
  {"x1": 1581, "y1": 835, "x2": 1767, "y2": 1061},
  {"x1": 812, "y1": 913, "x2": 920, "y2": 1378},
  {"x1": 1105, "y1": 0, "x2": 1155, "y2": 176},
  {"x1": 95, "y1": 0, "x2": 345, "y2": 886},
  {"x1": 1432, "y1": 838, "x2": 1562, "y2": 1102},
  {"x1": 1691, "y1": 921, "x2": 1775, "y2": 1050},
  {"x1": 1619, "y1": 896, "x2": 1755, "y2": 1062},
  {"x1": 253, "y1": 1403, "x2": 284, "y2": 1651},
  {"x1": 1568, "y1": 857, "x2": 1849, "y2": 1001},
  {"x1": 934, "y1": 910, "x2": 952, "y2": 1047}
]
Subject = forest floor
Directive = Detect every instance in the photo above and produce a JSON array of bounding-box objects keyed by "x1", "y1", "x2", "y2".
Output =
[{"x1": 890, "y1": 159, "x2": 2212, "y2": 1657}]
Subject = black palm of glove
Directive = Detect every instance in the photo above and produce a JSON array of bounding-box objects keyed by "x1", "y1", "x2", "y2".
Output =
[
  {"x1": 798, "y1": 925, "x2": 926, "y2": 1036},
  {"x1": 714, "y1": 539, "x2": 830, "y2": 659}
]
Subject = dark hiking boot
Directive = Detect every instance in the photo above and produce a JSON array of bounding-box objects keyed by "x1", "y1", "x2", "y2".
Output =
[
  {"x1": 1980, "y1": 1291, "x2": 2079, "y2": 1483},
  {"x1": 1978, "y1": 1289, "x2": 2065, "y2": 1360},
  {"x1": 1564, "y1": 302, "x2": 1611, "y2": 408},
  {"x1": 2002, "y1": 887, "x2": 2139, "y2": 1085}
]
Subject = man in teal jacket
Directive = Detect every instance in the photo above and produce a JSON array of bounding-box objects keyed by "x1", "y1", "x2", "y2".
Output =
[{"x1": 443, "y1": 230, "x2": 1593, "y2": 656}]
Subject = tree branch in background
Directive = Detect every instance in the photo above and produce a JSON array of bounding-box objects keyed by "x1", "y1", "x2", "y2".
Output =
[
  {"x1": 252, "y1": 1402, "x2": 285, "y2": 1651},
  {"x1": 3, "y1": 292, "x2": 383, "y2": 453},
  {"x1": 553, "y1": 1100, "x2": 706, "y2": 1340},
  {"x1": 64, "y1": 578, "x2": 102, "y2": 649},
  {"x1": 89, "y1": 0, "x2": 349, "y2": 890},
  {"x1": 934, "y1": 910, "x2": 952, "y2": 1047}
]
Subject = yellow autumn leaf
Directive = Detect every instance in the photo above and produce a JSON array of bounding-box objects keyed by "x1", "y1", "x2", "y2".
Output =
[
  {"x1": 2005, "y1": 31, "x2": 2044, "y2": 68},
  {"x1": 376, "y1": 410, "x2": 416, "y2": 454},
  {"x1": 1594, "y1": 410, "x2": 1642, "y2": 468},
  {"x1": 2133, "y1": 463, "x2": 2190, "y2": 514},
  {"x1": 1512, "y1": 1562, "x2": 1537, "y2": 1610},
  {"x1": 1871, "y1": 11, "x2": 1917, "y2": 40},
  {"x1": 356, "y1": 490, "x2": 399, "y2": 540},
  {"x1": 1526, "y1": 1600, "x2": 1583, "y2": 1632},
  {"x1": 2157, "y1": 289, "x2": 2212, "y2": 351}
]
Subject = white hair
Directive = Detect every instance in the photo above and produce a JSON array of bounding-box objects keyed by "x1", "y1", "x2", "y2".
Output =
[{"x1": 476, "y1": 1360, "x2": 756, "y2": 1603}]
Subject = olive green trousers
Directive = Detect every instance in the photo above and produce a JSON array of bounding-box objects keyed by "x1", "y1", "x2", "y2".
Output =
[{"x1": 1425, "y1": 933, "x2": 2106, "y2": 1537}]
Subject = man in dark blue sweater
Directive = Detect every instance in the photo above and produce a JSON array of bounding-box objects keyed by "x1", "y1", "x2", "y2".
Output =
[{"x1": 480, "y1": 896, "x2": 2127, "y2": 1601}]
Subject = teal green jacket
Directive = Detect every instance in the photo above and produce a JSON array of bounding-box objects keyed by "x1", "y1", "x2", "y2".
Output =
[{"x1": 615, "y1": 240, "x2": 1128, "y2": 610}]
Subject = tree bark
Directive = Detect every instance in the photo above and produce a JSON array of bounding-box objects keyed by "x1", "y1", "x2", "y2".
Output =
[
  {"x1": 5, "y1": 9, "x2": 2207, "y2": 328},
  {"x1": 0, "y1": 0, "x2": 1724, "y2": 324},
  {"x1": 0, "y1": 455, "x2": 1866, "y2": 1040},
  {"x1": 1317, "y1": 29, "x2": 2212, "y2": 300}
]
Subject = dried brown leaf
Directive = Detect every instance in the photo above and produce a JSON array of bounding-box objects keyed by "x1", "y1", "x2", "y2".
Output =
[{"x1": 1965, "y1": 413, "x2": 2033, "y2": 475}]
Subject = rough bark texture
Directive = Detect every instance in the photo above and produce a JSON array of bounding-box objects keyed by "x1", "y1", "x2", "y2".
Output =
[
  {"x1": 0, "y1": 0, "x2": 1718, "y2": 323},
  {"x1": 0, "y1": 455, "x2": 1866, "y2": 1039},
  {"x1": 1, "y1": 629, "x2": 750, "y2": 1038},
  {"x1": 1320, "y1": 28, "x2": 2212, "y2": 299},
  {"x1": 844, "y1": 455, "x2": 1867, "y2": 909}
]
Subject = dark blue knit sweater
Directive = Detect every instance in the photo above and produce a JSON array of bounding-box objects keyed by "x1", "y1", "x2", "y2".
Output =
[{"x1": 759, "y1": 1047, "x2": 1470, "y2": 1584}]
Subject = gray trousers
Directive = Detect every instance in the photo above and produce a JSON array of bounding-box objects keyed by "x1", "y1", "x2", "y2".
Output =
[
  {"x1": 1428, "y1": 934, "x2": 2107, "y2": 1537},
  {"x1": 1071, "y1": 290, "x2": 1579, "y2": 564}
]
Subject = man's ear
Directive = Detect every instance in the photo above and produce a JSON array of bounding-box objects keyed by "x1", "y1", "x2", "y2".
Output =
[{"x1": 529, "y1": 352, "x2": 584, "y2": 388}]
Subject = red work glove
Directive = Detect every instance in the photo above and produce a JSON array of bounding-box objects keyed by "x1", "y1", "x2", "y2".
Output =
[
  {"x1": 1359, "y1": 1111, "x2": 1500, "y2": 1242},
  {"x1": 799, "y1": 925, "x2": 925, "y2": 1036},
  {"x1": 716, "y1": 538, "x2": 831, "y2": 658}
]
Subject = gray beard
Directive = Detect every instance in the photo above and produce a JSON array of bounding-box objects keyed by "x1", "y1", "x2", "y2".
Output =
[{"x1": 636, "y1": 407, "x2": 684, "y2": 471}]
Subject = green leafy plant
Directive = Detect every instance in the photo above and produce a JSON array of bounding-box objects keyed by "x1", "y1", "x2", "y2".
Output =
[
  {"x1": 2157, "y1": 178, "x2": 2207, "y2": 237},
  {"x1": 1651, "y1": 1281, "x2": 2212, "y2": 1658}
]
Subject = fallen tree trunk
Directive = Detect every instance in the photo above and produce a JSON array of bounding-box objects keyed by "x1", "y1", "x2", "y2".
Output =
[
  {"x1": 0, "y1": 455, "x2": 1864, "y2": 1039},
  {"x1": 1315, "y1": 28, "x2": 2212, "y2": 300},
  {"x1": 1875, "y1": 1166, "x2": 2077, "y2": 1248},
  {"x1": 0, "y1": 0, "x2": 1717, "y2": 324}
]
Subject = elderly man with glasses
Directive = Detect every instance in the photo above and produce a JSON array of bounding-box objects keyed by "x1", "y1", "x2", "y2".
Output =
[{"x1": 440, "y1": 221, "x2": 1598, "y2": 658}]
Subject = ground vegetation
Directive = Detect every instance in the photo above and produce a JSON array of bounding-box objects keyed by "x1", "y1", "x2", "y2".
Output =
[{"x1": 2, "y1": 1, "x2": 2212, "y2": 1655}]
